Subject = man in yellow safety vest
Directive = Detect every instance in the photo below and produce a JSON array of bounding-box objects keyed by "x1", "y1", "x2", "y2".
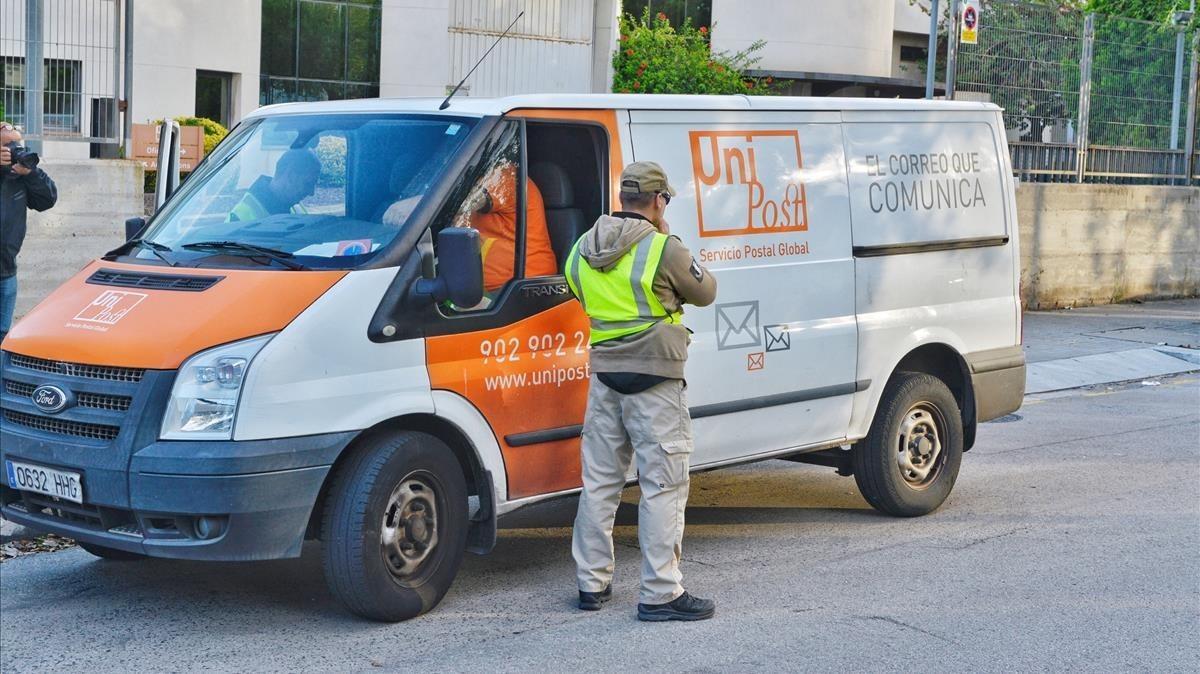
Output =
[
  {"x1": 228, "y1": 148, "x2": 319, "y2": 222},
  {"x1": 565, "y1": 161, "x2": 718, "y2": 622}
]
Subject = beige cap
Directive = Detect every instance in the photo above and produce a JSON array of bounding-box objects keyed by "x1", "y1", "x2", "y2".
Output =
[{"x1": 619, "y1": 161, "x2": 677, "y2": 197}]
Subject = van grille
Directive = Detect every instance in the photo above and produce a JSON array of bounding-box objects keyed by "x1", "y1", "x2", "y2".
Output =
[
  {"x1": 4, "y1": 379, "x2": 132, "y2": 412},
  {"x1": 88, "y1": 268, "x2": 222, "y2": 291},
  {"x1": 3, "y1": 409, "x2": 120, "y2": 441},
  {"x1": 9, "y1": 355, "x2": 144, "y2": 383}
]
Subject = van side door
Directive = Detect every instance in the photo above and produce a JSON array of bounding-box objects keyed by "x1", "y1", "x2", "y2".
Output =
[{"x1": 627, "y1": 110, "x2": 859, "y2": 466}]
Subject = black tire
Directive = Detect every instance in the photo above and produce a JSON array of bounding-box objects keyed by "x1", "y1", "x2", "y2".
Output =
[
  {"x1": 321, "y1": 430, "x2": 468, "y2": 622},
  {"x1": 853, "y1": 372, "x2": 963, "y2": 517},
  {"x1": 78, "y1": 541, "x2": 145, "y2": 561}
]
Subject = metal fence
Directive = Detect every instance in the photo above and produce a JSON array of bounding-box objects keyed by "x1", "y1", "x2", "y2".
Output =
[
  {"x1": 952, "y1": 0, "x2": 1196, "y2": 185},
  {"x1": 0, "y1": 0, "x2": 121, "y2": 145}
]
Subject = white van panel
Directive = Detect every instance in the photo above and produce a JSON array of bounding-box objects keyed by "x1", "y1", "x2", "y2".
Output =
[
  {"x1": 236, "y1": 268, "x2": 434, "y2": 441},
  {"x1": 628, "y1": 111, "x2": 858, "y2": 464},
  {"x1": 842, "y1": 121, "x2": 1008, "y2": 248},
  {"x1": 845, "y1": 112, "x2": 1020, "y2": 440}
]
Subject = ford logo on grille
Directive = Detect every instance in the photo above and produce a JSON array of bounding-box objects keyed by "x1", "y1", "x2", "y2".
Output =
[{"x1": 31, "y1": 385, "x2": 70, "y2": 414}]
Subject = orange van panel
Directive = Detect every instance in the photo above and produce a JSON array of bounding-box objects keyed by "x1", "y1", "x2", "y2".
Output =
[
  {"x1": 2, "y1": 261, "x2": 345, "y2": 369},
  {"x1": 426, "y1": 301, "x2": 591, "y2": 499}
]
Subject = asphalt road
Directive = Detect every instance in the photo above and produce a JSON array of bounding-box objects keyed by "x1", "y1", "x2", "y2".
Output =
[{"x1": 1, "y1": 374, "x2": 1197, "y2": 673}]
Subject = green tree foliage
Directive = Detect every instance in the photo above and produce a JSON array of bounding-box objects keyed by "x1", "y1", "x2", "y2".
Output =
[
  {"x1": 1085, "y1": 0, "x2": 1195, "y2": 25},
  {"x1": 611, "y1": 10, "x2": 777, "y2": 95},
  {"x1": 950, "y1": 0, "x2": 1190, "y2": 147},
  {"x1": 314, "y1": 135, "x2": 347, "y2": 188}
]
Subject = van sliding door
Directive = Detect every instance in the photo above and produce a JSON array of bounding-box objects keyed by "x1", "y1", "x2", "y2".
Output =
[{"x1": 627, "y1": 110, "x2": 859, "y2": 466}]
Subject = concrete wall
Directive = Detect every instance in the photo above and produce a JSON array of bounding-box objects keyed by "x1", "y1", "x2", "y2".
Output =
[
  {"x1": 11, "y1": 159, "x2": 142, "y2": 319},
  {"x1": 1018, "y1": 184, "x2": 1199, "y2": 309}
]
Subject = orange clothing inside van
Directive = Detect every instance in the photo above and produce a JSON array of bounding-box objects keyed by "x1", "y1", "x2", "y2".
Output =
[{"x1": 472, "y1": 165, "x2": 557, "y2": 291}]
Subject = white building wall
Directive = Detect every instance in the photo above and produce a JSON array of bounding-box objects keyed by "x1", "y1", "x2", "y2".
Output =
[
  {"x1": 129, "y1": 0, "x2": 261, "y2": 129},
  {"x1": 380, "y1": 0, "x2": 451, "y2": 97},
  {"x1": 445, "y1": 0, "x2": 594, "y2": 98},
  {"x1": 895, "y1": 0, "x2": 934, "y2": 35},
  {"x1": 711, "y1": 0, "x2": 896, "y2": 78}
]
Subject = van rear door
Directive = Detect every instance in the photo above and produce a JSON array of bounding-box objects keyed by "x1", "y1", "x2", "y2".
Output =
[{"x1": 627, "y1": 109, "x2": 859, "y2": 465}]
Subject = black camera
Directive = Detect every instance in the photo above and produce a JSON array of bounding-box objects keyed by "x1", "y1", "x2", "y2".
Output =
[{"x1": 4, "y1": 142, "x2": 39, "y2": 170}]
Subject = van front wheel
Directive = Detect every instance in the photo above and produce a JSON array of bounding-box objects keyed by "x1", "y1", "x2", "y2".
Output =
[
  {"x1": 321, "y1": 431, "x2": 468, "y2": 622},
  {"x1": 853, "y1": 372, "x2": 963, "y2": 517}
]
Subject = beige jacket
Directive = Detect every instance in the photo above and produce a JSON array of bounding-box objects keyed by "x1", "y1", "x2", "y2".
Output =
[{"x1": 574, "y1": 213, "x2": 717, "y2": 379}]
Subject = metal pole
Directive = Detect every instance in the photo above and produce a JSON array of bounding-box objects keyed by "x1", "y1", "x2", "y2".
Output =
[
  {"x1": 945, "y1": 0, "x2": 961, "y2": 99},
  {"x1": 925, "y1": 0, "x2": 941, "y2": 99},
  {"x1": 23, "y1": 0, "x2": 44, "y2": 153},
  {"x1": 111, "y1": 0, "x2": 121, "y2": 147},
  {"x1": 1076, "y1": 13, "x2": 1095, "y2": 183},
  {"x1": 1171, "y1": 27, "x2": 1185, "y2": 150},
  {"x1": 123, "y1": 0, "x2": 134, "y2": 154},
  {"x1": 1184, "y1": 32, "x2": 1199, "y2": 185}
]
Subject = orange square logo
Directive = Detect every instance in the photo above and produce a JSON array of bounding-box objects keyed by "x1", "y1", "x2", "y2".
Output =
[{"x1": 689, "y1": 129, "x2": 809, "y2": 238}]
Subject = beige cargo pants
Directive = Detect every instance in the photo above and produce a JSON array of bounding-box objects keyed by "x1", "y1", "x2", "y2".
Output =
[{"x1": 572, "y1": 375, "x2": 693, "y2": 605}]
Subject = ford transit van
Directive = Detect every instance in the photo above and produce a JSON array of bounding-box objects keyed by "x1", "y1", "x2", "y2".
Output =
[{"x1": 0, "y1": 95, "x2": 1025, "y2": 621}]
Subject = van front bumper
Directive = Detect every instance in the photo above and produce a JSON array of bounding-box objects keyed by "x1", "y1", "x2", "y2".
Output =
[{"x1": 1, "y1": 432, "x2": 355, "y2": 561}]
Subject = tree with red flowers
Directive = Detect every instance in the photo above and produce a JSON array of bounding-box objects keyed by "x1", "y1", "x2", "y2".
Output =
[{"x1": 612, "y1": 10, "x2": 776, "y2": 95}]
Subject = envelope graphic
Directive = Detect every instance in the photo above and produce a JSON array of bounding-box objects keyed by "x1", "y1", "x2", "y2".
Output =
[
  {"x1": 716, "y1": 301, "x2": 761, "y2": 350},
  {"x1": 764, "y1": 324, "x2": 791, "y2": 352},
  {"x1": 747, "y1": 352, "x2": 765, "y2": 371}
]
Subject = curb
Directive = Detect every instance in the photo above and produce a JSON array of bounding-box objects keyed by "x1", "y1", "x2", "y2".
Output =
[
  {"x1": 0, "y1": 518, "x2": 38, "y2": 545},
  {"x1": 1025, "y1": 346, "x2": 1200, "y2": 395}
]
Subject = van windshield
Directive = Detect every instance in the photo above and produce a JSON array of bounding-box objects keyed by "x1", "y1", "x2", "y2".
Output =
[{"x1": 136, "y1": 113, "x2": 477, "y2": 269}]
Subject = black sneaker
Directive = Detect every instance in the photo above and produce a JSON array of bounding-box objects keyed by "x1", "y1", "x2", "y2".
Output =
[
  {"x1": 578, "y1": 585, "x2": 612, "y2": 611},
  {"x1": 637, "y1": 592, "x2": 716, "y2": 622}
]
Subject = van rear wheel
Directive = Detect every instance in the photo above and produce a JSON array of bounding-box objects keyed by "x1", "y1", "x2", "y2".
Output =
[
  {"x1": 853, "y1": 372, "x2": 963, "y2": 517},
  {"x1": 321, "y1": 431, "x2": 468, "y2": 622}
]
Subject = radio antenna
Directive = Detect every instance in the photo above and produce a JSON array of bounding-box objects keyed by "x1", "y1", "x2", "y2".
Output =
[{"x1": 440, "y1": 11, "x2": 525, "y2": 110}]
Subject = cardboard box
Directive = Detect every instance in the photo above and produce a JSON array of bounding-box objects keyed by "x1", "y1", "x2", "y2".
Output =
[{"x1": 131, "y1": 123, "x2": 205, "y2": 172}]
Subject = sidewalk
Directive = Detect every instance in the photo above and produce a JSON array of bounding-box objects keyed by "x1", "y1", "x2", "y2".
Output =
[{"x1": 1022, "y1": 298, "x2": 1200, "y2": 393}]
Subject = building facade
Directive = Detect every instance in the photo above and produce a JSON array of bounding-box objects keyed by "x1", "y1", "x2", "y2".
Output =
[{"x1": 3, "y1": 0, "x2": 939, "y2": 160}]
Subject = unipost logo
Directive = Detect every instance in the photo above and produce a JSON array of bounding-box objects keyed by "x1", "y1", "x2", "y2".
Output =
[
  {"x1": 689, "y1": 129, "x2": 809, "y2": 238},
  {"x1": 73, "y1": 290, "x2": 148, "y2": 325}
]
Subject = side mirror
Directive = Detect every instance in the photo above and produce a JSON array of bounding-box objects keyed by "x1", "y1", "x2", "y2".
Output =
[
  {"x1": 414, "y1": 227, "x2": 484, "y2": 308},
  {"x1": 125, "y1": 217, "x2": 147, "y2": 241}
]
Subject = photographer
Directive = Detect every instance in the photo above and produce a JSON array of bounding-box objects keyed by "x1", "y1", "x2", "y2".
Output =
[{"x1": 1, "y1": 122, "x2": 58, "y2": 343}]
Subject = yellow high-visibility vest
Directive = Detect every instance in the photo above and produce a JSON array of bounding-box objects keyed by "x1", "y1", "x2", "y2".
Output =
[{"x1": 565, "y1": 231, "x2": 682, "y2": 345}]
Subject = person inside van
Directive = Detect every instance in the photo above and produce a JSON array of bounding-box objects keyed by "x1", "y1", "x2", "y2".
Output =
[
  {"x1": 453, "y1": 162, "x2": 556, "y2": 293},
  {"x1": 228, "y1": 148, "x2": 320, "y2": 222}
]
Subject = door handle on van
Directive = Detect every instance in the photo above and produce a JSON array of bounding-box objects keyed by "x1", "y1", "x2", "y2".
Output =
[{"x1": 413, "y1": 227, "x2": 485, "y2": 309}]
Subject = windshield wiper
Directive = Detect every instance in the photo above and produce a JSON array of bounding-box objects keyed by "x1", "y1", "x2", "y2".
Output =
[
  {"x1": 181, "y1": 241, "x2": 310, "y2": 270},
  {"x1": 103, "y1": 238, "x2": 176, "y2": 266}
]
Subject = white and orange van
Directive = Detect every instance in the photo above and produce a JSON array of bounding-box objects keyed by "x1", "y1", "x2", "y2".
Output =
[{"x1": 0, "y1": 94, "x2": 1024, "y2": 621}]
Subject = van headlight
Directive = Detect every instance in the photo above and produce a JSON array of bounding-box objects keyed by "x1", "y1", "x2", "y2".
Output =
[{"x1": 161, "y1": 334, "x2": 273, "y2": 440}]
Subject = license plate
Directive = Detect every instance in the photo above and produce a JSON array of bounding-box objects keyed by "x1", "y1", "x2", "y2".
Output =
[{"x1": 5, "y1": 460, "x2": 83, "y2": 504}]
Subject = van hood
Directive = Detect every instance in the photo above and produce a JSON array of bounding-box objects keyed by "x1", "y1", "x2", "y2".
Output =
[{"x1": 1, "y1": 261, "x2": 346, "y2": 369}]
